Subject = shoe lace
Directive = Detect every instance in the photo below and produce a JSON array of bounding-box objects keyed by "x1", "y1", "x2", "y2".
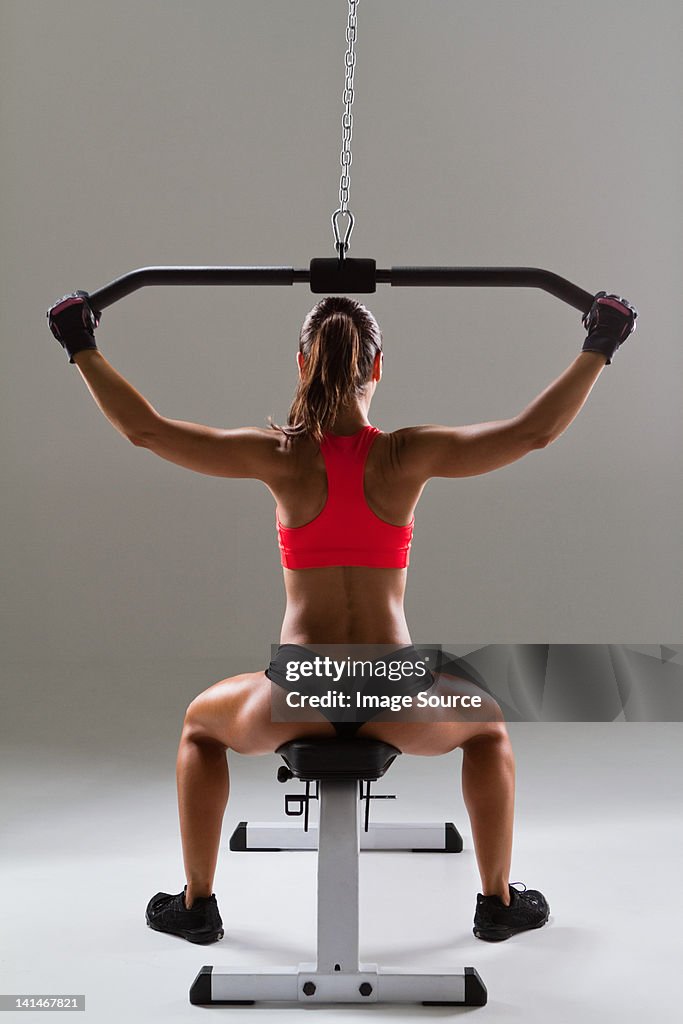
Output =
[
  {"x1": 510, "y1": 882, "x2": 543, "y2": 907},
  {"x1": 149, "y1": 892, "x2": 184, "y2": 916},
  {"x1": 153, "y1": 890, "x2": 209, "y2": 915}
]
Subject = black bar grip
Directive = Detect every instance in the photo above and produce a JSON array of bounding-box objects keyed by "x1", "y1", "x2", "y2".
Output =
[
  {"x1": 88, "y1": 266, "x2": 301, "y2": 311},
  {"x1": 86, "y1": 263, "x2": 594, "y2": 315},
  {"x1": 381, "y1": 266, "x2": 594, "y2": 313}
]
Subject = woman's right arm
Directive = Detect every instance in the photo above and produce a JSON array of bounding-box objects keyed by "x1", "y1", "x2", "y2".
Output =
[
  {"x1": 398, "y1": 292, "x2": 638, "y2": 481},
  {"x1": 397, "y1": 351, "x2": 607, "y2": 480}
]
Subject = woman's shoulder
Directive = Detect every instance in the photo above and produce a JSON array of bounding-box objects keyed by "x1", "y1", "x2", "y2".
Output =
[
  {"x1": 378, "y1": 425, "x2": 434, "y2": 459},
  {"x1": 377, "y1": 425, "x2": 450, "y2": 483}
]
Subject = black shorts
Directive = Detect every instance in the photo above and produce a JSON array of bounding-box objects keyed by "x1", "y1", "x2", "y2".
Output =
[{"x1": 265, "y1": 643, "x2": 436, "y2": 738}]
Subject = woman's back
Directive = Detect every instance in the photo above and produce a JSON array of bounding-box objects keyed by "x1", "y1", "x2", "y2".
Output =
[{"x1": 268, "y1": 425, "x2": 426, "y2": 646}]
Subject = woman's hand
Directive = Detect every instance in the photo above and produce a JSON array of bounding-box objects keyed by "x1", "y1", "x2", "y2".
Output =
[
  {"x1": 581, "y1": 292, "x2": 638, "y2": 365},
  {"x1": 47, "y1": 290, "x2": 102, "y2": 364}
]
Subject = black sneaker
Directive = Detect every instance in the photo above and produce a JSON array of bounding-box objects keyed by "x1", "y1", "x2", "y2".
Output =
[
  {"x1": 473, "y1": 883, "x2": 549, "y2": 942},
  {"x1": 145, "y1": 886, "x2": 224, "y2": 944}
]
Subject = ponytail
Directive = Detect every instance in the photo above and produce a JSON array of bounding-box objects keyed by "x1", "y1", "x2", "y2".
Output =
[{"x1": 270, "y1": 296, "x2": 382, "y2": 448}]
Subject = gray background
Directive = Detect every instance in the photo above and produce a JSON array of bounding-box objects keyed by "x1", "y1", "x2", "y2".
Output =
[{"x1": 1, "y1": 2, "x2": 682, "y2": 1022}]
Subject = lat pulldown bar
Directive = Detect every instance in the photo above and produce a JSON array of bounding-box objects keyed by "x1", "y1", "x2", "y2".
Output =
[{"x1": 87, "y1": 258, "x2": 595, "y2": 314}]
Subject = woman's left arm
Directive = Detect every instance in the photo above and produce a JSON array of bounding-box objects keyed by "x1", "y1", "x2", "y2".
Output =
[
  {"x1": 48, "y1": 292, "x2": 286, "y2": 481},
  {"x1": 72, "y1": 349, "x2": 160, "y2": 443},
  {"x1": 72, "y1": 350, "x2": 285, "y2": 480},
  {"x1": 48, "y1": 290, "x2": 159, "y2": 444}
]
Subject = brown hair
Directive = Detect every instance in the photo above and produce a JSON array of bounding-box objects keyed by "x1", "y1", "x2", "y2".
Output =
[{"x1": 270, "y1": 296, "x2": 383, "y2": 447}]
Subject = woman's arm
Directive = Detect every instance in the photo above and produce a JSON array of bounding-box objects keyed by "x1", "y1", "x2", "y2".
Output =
[
  {"x1": 509, "y1": 350, "x2": 608, "y2": 447},
  {"x1": 45, "y1": 294, "x2": 286, "y2": 480},
  {"x1": 72, "y1": 349, "x2": 160, "y2": 443},
  {"x1": 398, "y1": 291, "x2": 638, "y2": 482},
  {"x1": 46, "y1": 294, "x2": 159, "y2": 443},
  {"x1": 397, "y1": 352, "x2": 607, "y2": 480},
  {"x1": 72, "y1": 350, "x2": 287, "y2": 480}
]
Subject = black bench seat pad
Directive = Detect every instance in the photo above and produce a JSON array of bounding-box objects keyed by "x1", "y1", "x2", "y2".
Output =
[{"x1": 276, "y1": 738, "x2": 401, "y2": 781}]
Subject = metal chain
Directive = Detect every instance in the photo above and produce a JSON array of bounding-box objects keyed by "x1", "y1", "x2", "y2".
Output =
[{"x1": 332, "y1": 0, "x2": 358, "y2": 258}]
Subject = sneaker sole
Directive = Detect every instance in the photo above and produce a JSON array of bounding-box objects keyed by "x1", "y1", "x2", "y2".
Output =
[
  {"x1": 473, "y1": 907, "x2": 550, "y2": 942},
  {"x1": 146, "y1": 915, "x2": 224, "y2": 945}
]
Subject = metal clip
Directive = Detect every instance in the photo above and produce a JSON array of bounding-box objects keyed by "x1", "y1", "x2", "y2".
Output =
[{"x1": 332, "y1": 209, "x2": 355, "y2": 259}]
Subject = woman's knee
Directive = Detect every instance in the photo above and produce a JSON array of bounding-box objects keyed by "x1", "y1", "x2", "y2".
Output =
[
  {"x1": 182, "y1": 690, "x2": 227, "y2": 745},
  {"x1": 434, "y1": 674, "x2": 505, "y2": 727},
  {"x1": 182, "y1": 673, "x2": 270, "y2": 750},
  {"x1": 462, "y1": 719, "x2": 512, "y2": 758}
]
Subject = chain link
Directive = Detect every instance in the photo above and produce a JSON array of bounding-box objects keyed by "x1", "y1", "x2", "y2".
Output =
[{"x1": 332, "y1": 0, "x2": 358, "y2": 258}]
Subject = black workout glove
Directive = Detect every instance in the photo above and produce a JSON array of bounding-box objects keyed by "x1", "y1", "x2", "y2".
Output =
[
  {"x1": 581, "y1": 291, "x2": 638, "y2": 365},
  {"x1": 47, "y1": 290, "x2": 102, "y2": 364}
]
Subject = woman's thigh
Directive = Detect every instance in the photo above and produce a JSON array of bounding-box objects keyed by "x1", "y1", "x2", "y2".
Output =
[
  {"x1": 184, "y1": 668, "x2": 507, "y2": 758},
  {"x1": 184, "y1": 670, "x2": 336, "y2": 754},
  {"x1": 354, "y1": 718, "x2": 507, "y2": 755},
  {"x1": 355, "y1": 672, "x2": 508, "y2": 755}
]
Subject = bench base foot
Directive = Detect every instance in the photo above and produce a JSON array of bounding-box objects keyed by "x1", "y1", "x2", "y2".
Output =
[{"x1": 190, "y1": 964, "x2": 486, "y2": 1006}]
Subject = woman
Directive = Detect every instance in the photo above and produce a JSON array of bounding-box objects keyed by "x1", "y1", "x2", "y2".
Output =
[{"x1": 47, "y1": 287, "x2": 637, "y2": 945}]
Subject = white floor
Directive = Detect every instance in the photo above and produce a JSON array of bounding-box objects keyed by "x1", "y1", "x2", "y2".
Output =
[{"x1": 2, "y1": 661, "x2": 682, "y2": 1023}]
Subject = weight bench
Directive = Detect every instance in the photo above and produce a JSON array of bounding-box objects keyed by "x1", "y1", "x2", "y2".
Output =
[{"x1": 190, "y1": 738, "x2": 486, "y2": 1006}]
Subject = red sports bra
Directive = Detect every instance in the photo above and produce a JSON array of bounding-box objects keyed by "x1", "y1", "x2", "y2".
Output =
[{"x1": 276, "y1": 425, "x2": 414, "y2": 569}]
